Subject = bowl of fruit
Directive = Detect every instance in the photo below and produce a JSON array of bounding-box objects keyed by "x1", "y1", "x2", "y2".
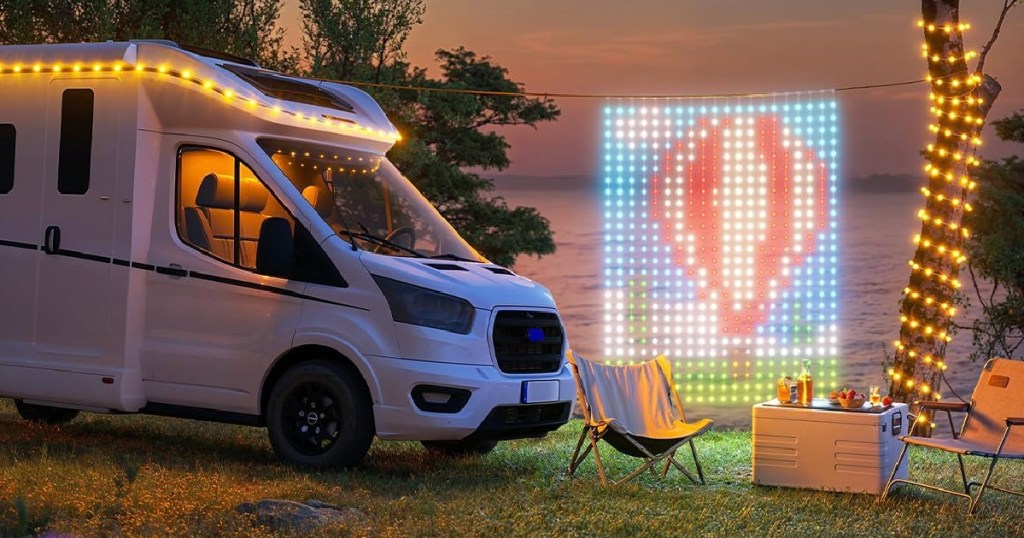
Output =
[{"x1": 836, "y1": 388, "x2": 867, "y2": 409}]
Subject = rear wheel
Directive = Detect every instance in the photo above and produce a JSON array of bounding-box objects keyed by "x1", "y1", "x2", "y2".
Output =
[
  {"x1": 14, "y1": 400, "x2": 80, "y2": 425},
  {"x1": 266, "y1": 360, "x2": 374, "y2": 469},
  {"x1": 421, "y1": 438, "x2": 498, "y2": 456}
]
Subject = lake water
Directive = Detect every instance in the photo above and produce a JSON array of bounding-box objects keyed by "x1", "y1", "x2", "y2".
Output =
[{"x1": 494, "y1": 182, "x2": 983, "y2": 428}]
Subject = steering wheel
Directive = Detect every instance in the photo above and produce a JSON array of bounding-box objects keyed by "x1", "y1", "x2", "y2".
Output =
[{"x1": 375, "y1": 226, "x2": 416, "y2": 253}]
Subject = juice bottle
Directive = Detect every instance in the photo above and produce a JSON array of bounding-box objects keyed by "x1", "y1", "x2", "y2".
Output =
[
  {"x1": 777, "y1": 376, "x2": 793, "y2": 402},
  {"x1": 796, "y1": 360, "x2": 814, "y2": 405}
]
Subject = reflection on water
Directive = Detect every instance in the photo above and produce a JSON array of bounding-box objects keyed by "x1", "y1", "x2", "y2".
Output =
[{"x1": 496, "y1": 183, "x2": 982, "y2": 428}]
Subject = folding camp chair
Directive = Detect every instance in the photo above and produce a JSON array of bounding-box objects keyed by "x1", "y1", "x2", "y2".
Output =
[
  {"x1": 567, "y1": 350, "x2": 713, "y2": 486},
  {"x1": 882, "y1": 358, "x2": 1024, "y2": 513}
]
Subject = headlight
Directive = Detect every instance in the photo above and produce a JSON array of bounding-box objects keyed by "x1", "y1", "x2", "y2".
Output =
[{"x1": 372, "y1": 275, "x2": 475, "y2": 334}]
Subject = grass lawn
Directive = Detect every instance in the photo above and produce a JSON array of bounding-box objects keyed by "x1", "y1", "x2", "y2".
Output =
[{"x1": 2, "y1": 399, "x2": 1023, "y2": 537}]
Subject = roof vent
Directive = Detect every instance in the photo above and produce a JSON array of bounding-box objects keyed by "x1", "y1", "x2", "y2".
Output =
[
  {"x1": 425, "y1": 263, "x2": 468, "y2": 272},
  {"x1": 221, "y1": 64, "x2": 354, "y2": 113}
]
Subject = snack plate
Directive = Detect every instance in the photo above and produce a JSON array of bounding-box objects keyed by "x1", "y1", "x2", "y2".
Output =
[
  {"x1": 828, "y1": 401, "x2": 893, "y2": 413},
  {"x1": 769, "y1": 398, "x2": 893, "y2": 413}
]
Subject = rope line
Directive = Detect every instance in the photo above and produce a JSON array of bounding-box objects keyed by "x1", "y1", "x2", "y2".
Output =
[{"x1": 319, "y1": 77, "x2": 929, "y2": 100}]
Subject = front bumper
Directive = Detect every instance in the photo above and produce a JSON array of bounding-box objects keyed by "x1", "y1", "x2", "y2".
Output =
[{"x1": 368, "y1": 354, "x2": 575, "y2": 441}]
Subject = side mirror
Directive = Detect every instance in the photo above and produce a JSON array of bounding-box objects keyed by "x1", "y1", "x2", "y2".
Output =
[{"x1": 256, "y1": 217, "x2": 294, "y2": 278}]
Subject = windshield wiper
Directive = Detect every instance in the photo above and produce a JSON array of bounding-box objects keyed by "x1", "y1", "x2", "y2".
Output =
[{"x1": 338, "y1": 226, "x2": 426, "y2": 258}]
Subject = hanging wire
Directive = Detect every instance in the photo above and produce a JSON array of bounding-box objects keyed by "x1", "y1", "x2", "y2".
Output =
[{"x1": 317, "y1": 77, "x2": 928, "y2": 100}]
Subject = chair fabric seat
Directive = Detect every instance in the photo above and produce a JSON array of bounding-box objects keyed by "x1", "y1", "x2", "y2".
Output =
[
  {"x1": 568, "y1": 351, "x2": 713, "y2": 486},
  {"x1": 604, "y1": 417, "x2": 714, "y2": 441},
  {"x1": 602, "y1": 419, "x2": 714, "y2": 458},
  {"x1": 902, "y1": 435, "x2": 1024, "y2": 459}
]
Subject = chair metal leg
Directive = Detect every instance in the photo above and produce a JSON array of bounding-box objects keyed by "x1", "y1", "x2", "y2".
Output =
[
  {"x1": 968, "y1": 455, "x2": 1001, "y2": 514},
  {"x1": 660, "y1": 451, "x2": 674, "y2": 478},
  {"x1": 568, "y1": 427, "x2": 589, "y2": 475},
  {"x1": 881, "y1": 441, "x2": 911, "y2": 500},
  {"x1": 664, "y1": 456, "x2": 700, "y2": 484},
  {"x1": 956, "y1": 454, "x2": 970, "y2": 495},
  {"x1": 614, "y1": 458, "x2": 659, "y2": 486},
  {"x1": 689, "y1": 439, "x2": 706, "y2": 485},
  {"x1": 589, "y1": 432, "x2": 608, "y2": 486}
]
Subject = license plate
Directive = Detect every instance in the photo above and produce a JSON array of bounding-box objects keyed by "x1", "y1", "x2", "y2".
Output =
[{"x1": 521, "y1": 380, "x2": 559, "y2": 404}]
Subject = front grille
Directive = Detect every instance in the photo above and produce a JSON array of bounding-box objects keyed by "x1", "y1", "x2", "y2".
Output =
[
  {"x1": 467, "y1": 402, "x2": 572, "y2": 441},
  {"x1": 480, "y1": 403, "x2": 572, "y2": 429},
  {"x1": 492, "y1": 310, "x2": 564, "y2": 374}
]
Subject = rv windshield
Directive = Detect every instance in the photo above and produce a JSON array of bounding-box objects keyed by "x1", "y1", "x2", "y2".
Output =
[{"x1": 259, "y1": 139, "x2": 484, "y2": 262}]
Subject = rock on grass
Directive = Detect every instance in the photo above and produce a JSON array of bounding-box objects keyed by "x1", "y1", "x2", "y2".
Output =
[{"x1": 235, "y1": 499, "x2": 365, "y2": 532}]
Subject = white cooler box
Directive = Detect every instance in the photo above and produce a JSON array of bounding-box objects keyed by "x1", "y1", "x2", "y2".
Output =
[{"x1": 752, "y1": 400, "x2": 909, "y2": 495}]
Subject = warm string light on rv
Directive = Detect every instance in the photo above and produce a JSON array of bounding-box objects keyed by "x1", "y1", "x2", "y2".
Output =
[
  {"x1": 890, "y1": 18, "x2": 990, "y2": 399},
  {"x1": 274, "y1": 149, "x2": 383, "y2": 175},
  {"x1": 0, "y1": 60, "x2": 402, "y2": 143}
]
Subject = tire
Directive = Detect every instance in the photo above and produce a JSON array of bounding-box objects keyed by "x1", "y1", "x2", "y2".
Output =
[
  {"x1": 421, "y1": 438, "x2": 498, "y2": 456},
  {"x1": 266, "y1": 360, "x2": 374, "y2": 469},
  {"x1": 14, "y1": 400, "x2": 80, "y2": 425}
]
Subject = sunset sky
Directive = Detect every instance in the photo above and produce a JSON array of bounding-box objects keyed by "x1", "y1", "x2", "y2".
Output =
[{"x1": 281, "y1": 1, "x2": 1024, "y2": 179}]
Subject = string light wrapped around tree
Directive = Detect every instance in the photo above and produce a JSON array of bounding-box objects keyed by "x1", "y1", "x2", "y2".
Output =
[{"x1": 887, "y1": 0, "x2": 1017, "y2": 409}]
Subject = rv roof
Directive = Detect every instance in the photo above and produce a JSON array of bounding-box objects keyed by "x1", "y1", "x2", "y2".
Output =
[{"x1": 0, "y1": 41, "x2": 401, "y2": 148}]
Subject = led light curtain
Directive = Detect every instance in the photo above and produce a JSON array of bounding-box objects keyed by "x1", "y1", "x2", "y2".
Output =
[{"x1": 602, "y1": 91, "x2": 840, "y2": 404}]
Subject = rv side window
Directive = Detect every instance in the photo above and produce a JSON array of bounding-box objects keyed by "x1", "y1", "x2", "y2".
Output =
[
  {"x1": 57, "y1": 89, "x2": 94, "y2": 195},
  {"x1": 0, "y1": 124, "x2": 14, "y2": 194},
  {"x1": 176, "y1": 147, "x2": 304, "y2": 274},
  {"x1": 177, "y1": 147, "x2": 346, "y2": 284}
]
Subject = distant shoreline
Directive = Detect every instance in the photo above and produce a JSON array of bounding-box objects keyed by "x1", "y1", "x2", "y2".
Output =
[{"x1": 488, "y1": 173, "x2": 922, "y2": 194}]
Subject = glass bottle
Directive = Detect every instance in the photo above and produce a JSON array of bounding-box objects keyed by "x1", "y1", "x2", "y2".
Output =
[{"x1": 797, "y1": 359, "x2": 814, "y2": 405}]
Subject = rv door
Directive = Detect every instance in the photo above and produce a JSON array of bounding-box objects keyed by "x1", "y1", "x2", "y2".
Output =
[{"x1": 33, "y1": 79, "x2": 126, "y2": 376}]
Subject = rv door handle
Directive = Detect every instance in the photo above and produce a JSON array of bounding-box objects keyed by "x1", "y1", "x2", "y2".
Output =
[
  {"x1": 43, "y1": 226, "x2": 61, "y2": 254},
  {"x1": 167, "y1": 263, "x2": 185, "y2": 279}
]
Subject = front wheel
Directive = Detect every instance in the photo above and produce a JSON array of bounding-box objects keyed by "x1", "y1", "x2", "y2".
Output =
[
  {"x1": 14, "y1": 400, "x2": 80, "y2": 425},
  {"x1": 266, "y1": 361, "x2": 374, "y2": 469}
]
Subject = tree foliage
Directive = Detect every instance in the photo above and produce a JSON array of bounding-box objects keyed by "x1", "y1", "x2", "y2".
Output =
[
  {"x1": 300, "y1": 0, "x2": 423, "y2": 82},
  {"x1": 385, "y1": 48, "x2": 560, "y2": 266},
  {"x1": 301, "y1": 2, "x2": 560, "y2": 267},
  {"x1": 0, "y1": 0, "x2": 295, "y2": 70},
  {"x1": 962, "y1": 112, "x2": 1024, "y2": 360}
]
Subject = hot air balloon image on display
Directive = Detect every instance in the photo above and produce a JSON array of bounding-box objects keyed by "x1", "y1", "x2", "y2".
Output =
[{"x1": 602, "y1": 93, "x2": 840, "y2": 404}]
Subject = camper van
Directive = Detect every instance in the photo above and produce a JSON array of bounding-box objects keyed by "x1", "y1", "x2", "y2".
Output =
[{"x1": 0, "y1": 41, "x2": 573, "y2": 467}]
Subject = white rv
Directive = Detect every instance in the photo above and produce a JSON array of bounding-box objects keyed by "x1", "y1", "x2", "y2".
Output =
[{"x1": 0, "y1": 41, "x2": 574, "y2": 467}]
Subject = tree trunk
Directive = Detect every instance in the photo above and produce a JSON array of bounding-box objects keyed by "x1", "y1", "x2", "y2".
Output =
[{"x1": 889, "y1": 0, "x2": 1001, "y2": 404}]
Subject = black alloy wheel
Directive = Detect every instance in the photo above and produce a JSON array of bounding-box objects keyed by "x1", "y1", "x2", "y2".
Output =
[
  {"x1": 266, "y1": 360, "x2": 374, "y2": 468},
  {"x1": 281, "y1": 380, "x2": 344, "y2": 456}
]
